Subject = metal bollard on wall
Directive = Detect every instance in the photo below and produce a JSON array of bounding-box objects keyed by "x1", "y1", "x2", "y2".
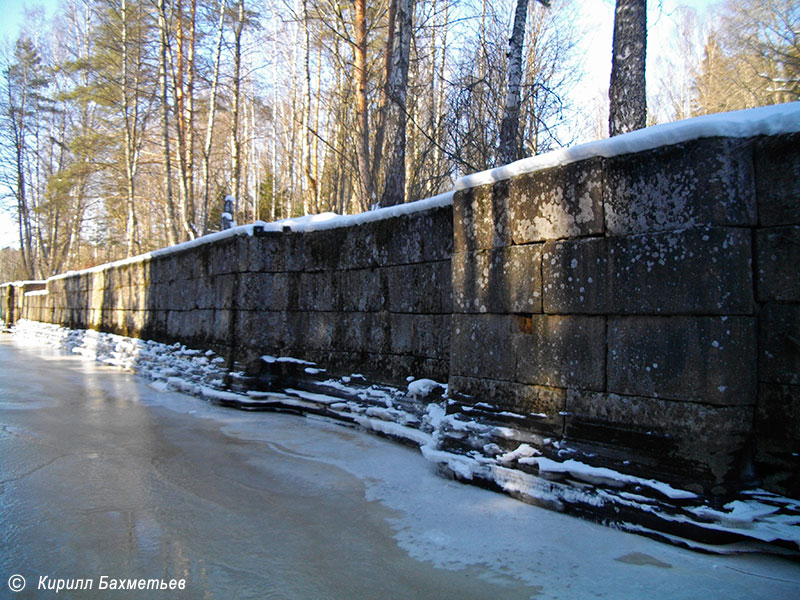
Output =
[{"x1": 221, "y1": 195, "x2": 236, "y2": 230}]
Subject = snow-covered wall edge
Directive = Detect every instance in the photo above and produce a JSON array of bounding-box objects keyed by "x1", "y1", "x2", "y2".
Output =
[{"x1": 455, "y1": 102, "x2": 800, "y2": 190}]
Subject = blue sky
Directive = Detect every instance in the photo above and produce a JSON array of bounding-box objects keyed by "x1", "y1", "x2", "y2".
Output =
[{"x1": 0, "y1": 0, "x2": 60, "y2": 42}]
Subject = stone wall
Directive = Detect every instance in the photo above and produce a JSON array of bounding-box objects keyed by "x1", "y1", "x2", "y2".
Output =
[
  {"x1": 3, "y1": 128, "x2": 798, "y2": 502},
  {"x1": 449, "y1": 133, "x2": 800, "y2": 498},
  {"x1": 12, "y1": 205, "x2": 453, "y2": 385},
  {"x1": 1, "y1": 281, "x2": 45, "y2": 328}
]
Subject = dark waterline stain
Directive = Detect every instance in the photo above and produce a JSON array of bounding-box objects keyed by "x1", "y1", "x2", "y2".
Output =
[{"x1": 615, "y1": 552, "x2": 672, "y2": 569}]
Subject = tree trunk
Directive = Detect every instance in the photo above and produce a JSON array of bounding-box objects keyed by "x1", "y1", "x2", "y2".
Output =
[
  {"x1": 121, "y1": 0, "x2": 141, "y2": 256},
  {"x1": 379, "y1": 0, "x2": 413, "y2": 207},
  {"x1": 157, "y1": 0, "x2": 178, "y2": 246},
  {"x1": 230, "y1": 0, "x2": 245, "y2": 214},
  {"x1": 201, "y1": 0, "x2": 225, "y2": 234},
  {"x1": 354, "y1": 0, "x2": 374, "y2": 207},
  {"x1": 497, "y1": 0, "x2": 529, "y2": 166},
  {"x1": 174, "y1": 0, "x2": 197, "y2": 240},
  {"x1": 609, "y1": 0, "x2": 647, "y2": 136},
  {"x1": 300, "y1": 0, "x2": 317, "y2": 215},
  {"x1": 370, "y1": 0, "x2": 398, "y2": 189}
]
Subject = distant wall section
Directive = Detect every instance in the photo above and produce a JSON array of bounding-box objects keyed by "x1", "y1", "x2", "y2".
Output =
[{"x1": 9, "y1": 205, "x2": 452, "y2": 385}]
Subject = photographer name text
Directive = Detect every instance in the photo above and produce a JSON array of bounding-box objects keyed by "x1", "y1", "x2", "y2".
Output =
[{"x1": 37, "y1": 575, "x2": 187, "y2": 593}]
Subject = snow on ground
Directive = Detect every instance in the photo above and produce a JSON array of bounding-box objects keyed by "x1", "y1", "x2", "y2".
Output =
[
  {"x1": 11, "y1": 319, "x2": 800, "y2": 558},
  {"x1": 7, "y1": 336, "x2": 800, "y2": 599}
]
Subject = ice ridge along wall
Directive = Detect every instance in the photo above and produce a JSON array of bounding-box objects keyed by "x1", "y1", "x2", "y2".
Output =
[{"x1": 2, "y1": 109, "x2": 799, "y2": 507}]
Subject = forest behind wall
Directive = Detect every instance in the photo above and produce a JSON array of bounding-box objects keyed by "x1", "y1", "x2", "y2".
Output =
[{"x1": 0, "y1": 0, "x2": 797, "y2": 282}]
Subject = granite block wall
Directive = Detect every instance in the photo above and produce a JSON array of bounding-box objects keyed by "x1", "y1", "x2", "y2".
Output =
[
  {"x1": 11, "y1": 206, "x2": 453, "y2": 385},
  {"x1": 450, "y1": 133, "x2": 800, "y2": 497}
]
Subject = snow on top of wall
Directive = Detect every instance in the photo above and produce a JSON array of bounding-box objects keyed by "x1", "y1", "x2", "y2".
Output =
[
  {"x1": 46, "y1": 191, "x2": 455, "y2": 283},
  {"x1": 2, "y1": 280, "x2": 47, "y2": 287},
  {"x1": 455, "y1": 101, "x2": 800, "y2": 191},
  {"x1": 262, "y1": 190, "x2": 455, "y2": 233},
  {"x1": 48, "y1": 223, "x2": 260, "y2": 281}
]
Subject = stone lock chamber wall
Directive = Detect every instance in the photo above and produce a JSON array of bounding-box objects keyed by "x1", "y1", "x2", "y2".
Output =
[
  {"x1": 11, "y1": 204, "x2": 453, "y2": 386},
  {"x1": 450, "y1": 132, "x2": 800, "y2": 499},
  {"x1": 4, "y1": 129, "x2": 798, "y2": 503}
]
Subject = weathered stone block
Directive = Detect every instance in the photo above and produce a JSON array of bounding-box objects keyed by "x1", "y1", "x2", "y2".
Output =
[
  {"x1": 247, "y1": 233, "x2": 287, "y2": 272},
  {"x1": 453, "y1": 245, "x2": 542, "y2": 314},
  {"x1": 450, "y1": 375, "x2": 566, "y2": 435},
  {"x1": 191, "y1": 309, "x2": 214, "y2": 342},
  {"x1": 755, "y1": 132, "x2": 800, "y2": 226},
  {"x1": 605, "y1": 137, "x2": 756, "y2": 235},
  {"x1": 297, "y1": 271, "x2": 339, "y2": 312},
  {"x1": 412, "y1": 314, "x2": 450, "y2": 360},
  {"x1": 212, "y1": 274, "x2": 237, "y2": 310},
  {"x1": 104, "y1": 268, "x2": 120, "y2": 290},
  {"x1": 166, "y1": 280, "x2": 186, "y2": 311},
  {"x1": 64, "y1": 308, "x2": 84, "y2": 329},
  {"x1": 543, "y1": 227, "x2": 753, "y2": 314},
  {"x1": 337, "y1": 312, "x2": 368, "y2": 353},
  {"x1": 284, "y1": 233, "x2": 306, "y2": 272},
  {"x1": 542, "y1": 237, "x2": 608, "y2": 313},
  {"x1": 147, "y1": 258, "x2": 166, "y2": 284},
  {"x1": 337, "y1": 223, "x2": 379, "y2": 270},
  {"x1": 123, "y1": 309, "x2": 148, "y2": 337},
  {"x1": 209, "y1": 308, "x2": 233, "y2": 344},
  {"x1": 364, "y1": 311, "x2": 392, "y2": 355},
  {"x1": 414, "y1": 205, "x2": 454, "y2": 263},
  {"x1": 755, "y1": 383, "x2": 800, "y2": 497},
  {"x1": 238, "y1": 273, "x2": 269, "y2": 311},
  {"x1": 190, "y1": 277, "x2": 214, "y2": 310},
  {"x1": 161, "y1": 254, "x2": 185, "y2": 280},
  {"x1": 450, "y1": 313, "x2": 516, "y2": 380},
  {"x1": 87, "y1": 308, "x2": 101, "y2": 329},
  {"x1": 303, "y1": 228, "x2": 348, "y2": 272},
  {"x1": 565, "y1": 390, "x2": 753, "y2": 490},
  {"x1": 759, "y1": 303, "x2": 800, "y2": 385},
  {"x1": 389, "y1": 312, "x2": 413, "y2": 354},
  {"x1": 132, "y1": 262, "x2": 149, "y2": 287},
  {"x1": 374, "y1": 214, "x2": 425, "y2": 267},
  {"x1": 148, "y1": 283, "x2": 168, "y2": 311},
  {"x1": 304, "y1": 311, "x2": 338, "y2": 351},
  {"x1": 387, "y1": 262, "x2": 449, "y2": 313},
  {"x1": 282, "y1": 272, "x2": 300, "y2": 310},
  {"x1": 608, "y1": 316, "x2": 757, "y2": 405},
  {"x1": 208, "y1": 238, "x2": 241, "y2": 276},
  {"x1": 453, "y1": 181, "x2": 511, "y2": 253},
  {"x1": 234, "y1": 310, "x2": 287, "y2": 353},
  {"x1": 514, "y1": 315, "x2": 605, "y2": 390},
  {"x1": 756, "y1": 226, "x2": 800, "y2": 302},
  {"x1": 341, "y1": 269, "x2": 386, "y2": 312},
  {"x1": 508, "y1": 158, "x2": 604, "y2": 243},
  {"x1": 438, "y1": 259, "x2": 453, "y2": 313},
  {"x1": 176, "y1": 247, "x2": 206, "y2": 280}
]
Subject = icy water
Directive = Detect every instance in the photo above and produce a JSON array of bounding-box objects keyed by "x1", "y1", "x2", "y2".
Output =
[{"x1": 1, "y1": 336, "x2": 799, "y2": 600}]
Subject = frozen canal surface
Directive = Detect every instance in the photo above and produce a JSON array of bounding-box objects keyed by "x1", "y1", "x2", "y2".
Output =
[{"x1": 1, "y1": 336, "x2": 799, "y2": 600}]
